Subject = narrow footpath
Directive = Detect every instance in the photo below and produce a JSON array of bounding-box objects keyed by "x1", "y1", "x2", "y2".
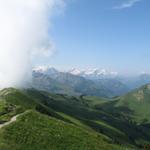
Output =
[{"x1": 0, "y1": 114, "x2": 21, "y2": 129}]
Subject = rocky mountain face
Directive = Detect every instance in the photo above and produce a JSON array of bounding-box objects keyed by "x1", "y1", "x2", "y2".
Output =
[{"x1": 32, "y1": 67, "x2": 129, "y2": 97}]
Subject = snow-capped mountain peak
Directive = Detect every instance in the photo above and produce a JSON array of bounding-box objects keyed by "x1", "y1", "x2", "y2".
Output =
[
  {"x1": 33, "y1": 66, "x2": 58, "y2": 75},
  {"x1": 33, "y1": 66, "x2": 118, "y2": 79},
  {"x1": 68, "y1": 68, "x2": 118, "y2": 78},
  {"x1": 69, "y1": 68, "x2": 82, "y2": 75},
  {"x1": 33, "y1": 66, "x2": 49, "y2": 72}
]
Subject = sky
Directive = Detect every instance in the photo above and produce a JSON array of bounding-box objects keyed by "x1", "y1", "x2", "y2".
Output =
[{"x1": 34, "y1": 0, "x2": 150, "y2": 75}]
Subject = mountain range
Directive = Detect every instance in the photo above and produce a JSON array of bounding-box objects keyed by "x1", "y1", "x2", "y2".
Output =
[
  {"x1": 32, "y1": 66, "x2": 150, "y2": 98},
  {"x1": 69, "y1": 68, "x2": 118, "y2": 79},
  {"x1": 32, "y1": 67, "x2": 129, "y2": 97}
]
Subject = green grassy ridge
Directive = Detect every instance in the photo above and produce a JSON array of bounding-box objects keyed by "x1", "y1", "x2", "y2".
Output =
[
  {"x1": 20, "y1": 89, "x2": 137, "y2": 148},
  {"x1": 93, "y1": 85, "x2": 150, "y2": 147},
  {"x1": 0, "y1": 110, "x2": 127, "y2": 150},
  {"x1": 0, "y1": 101, "x2": 17, "y2": 123},
  {"x1": 117, "y1": 85, "x2": 150, "y2": 123},
  {"x1": 95, "y1": 84, "x2": 150, "y2": 123},
  {"x1": 0, "y1": 87, "x2": 149, "y2": 149},
  {"x1": 0, "y1": 88, "x2": 128, "y2": 150},
  {"x1": 0, "y1": 88, "x2": 37, "y2": 123},
  {"x1": 0, "y1": 88, "x2": 36, "y2": 109},
  {"x1": 0, "y1": 91, "x2": 19, "y2": 122}
]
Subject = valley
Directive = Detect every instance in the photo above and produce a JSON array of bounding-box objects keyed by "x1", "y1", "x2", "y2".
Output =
[{"x1": 0, "y1": 85, "x2": 150, "y2": 149}]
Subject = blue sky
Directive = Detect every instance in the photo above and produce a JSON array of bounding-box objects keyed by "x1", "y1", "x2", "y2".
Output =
[{"x1": 35, "y1": 0, "x2": 150, "y2": 75}]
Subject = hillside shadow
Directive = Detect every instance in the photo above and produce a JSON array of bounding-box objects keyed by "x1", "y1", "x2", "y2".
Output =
[{"x1": 25, "y1": 89, "x2": 150, "y2": 147}]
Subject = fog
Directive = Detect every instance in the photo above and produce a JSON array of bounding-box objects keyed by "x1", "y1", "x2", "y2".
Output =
[{"x1": 0, "y1": 0, "x2": 64, "y2": 88}]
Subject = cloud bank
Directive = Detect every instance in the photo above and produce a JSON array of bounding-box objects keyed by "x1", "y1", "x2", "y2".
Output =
[
  {"x1": 113, "y1": 0, "x2": 142, "y2": 9},
  {"x1": 0, "y1": 0, "x2": 65, "y2": 88}
]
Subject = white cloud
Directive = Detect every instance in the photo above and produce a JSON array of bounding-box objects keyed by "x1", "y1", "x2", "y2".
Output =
[
  {"x1": 113, "y1": 0, "x2": 142, "y2": 9},
  {"x1": 0, "y1": 0, "x2": 65, "y2": 88}
]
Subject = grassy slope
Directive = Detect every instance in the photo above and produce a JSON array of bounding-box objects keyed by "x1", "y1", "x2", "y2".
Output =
[
  {"x1": 117, "y1": 85, "x2": 150, "y2": 122},
  {"x1": 94, "y1": 84, "x2": 150, "y2": 123},
  {"x1": 0, "y1": 110, "x2": 126, "y2": 150},
  {"x1": 0, "y1": 88, "x2": 131, "y2": 150},
  {"x1": 1, "y1": 86, "x2": 150, "y2": 149},
  {"x1": 94, "y1": 85, "x2": 150, "y2": 147},
  {"x1": 25, "y1": 89, "x2": 136, "y2": 148}
]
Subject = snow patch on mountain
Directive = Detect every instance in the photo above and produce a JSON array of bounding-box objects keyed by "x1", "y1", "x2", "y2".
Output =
[
  {"x1": 69, "y1": 68, "x2": 118, "y2": 79},
  {"x1": 33, "y1": 66, "x2": 58, "y2": 75},
  {"x1": 33, "y1": 66, "x2": 118, "y2": 79}
]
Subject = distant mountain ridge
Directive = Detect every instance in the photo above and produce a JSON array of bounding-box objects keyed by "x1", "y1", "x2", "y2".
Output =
[
  {"x1": 69, "y1": 68, "x2": 118, "y2": 79},
  {"x1": 33, "y1": 66, "x2": 118, "y2": 79},
  {"x1": 32, "y1": 67, "x2": 129, "y2": 97},
  {"x1": 32, "y1": 66, "x2": 150, "y2": 97}
]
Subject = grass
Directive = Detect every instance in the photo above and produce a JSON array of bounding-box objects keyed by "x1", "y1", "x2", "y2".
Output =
[
  {"x1": 0, "y1": 110, "x2": 126, "y2": 150},
  {"x1": 0, "y1": 87, "x2": 149, "y2": 149}
]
